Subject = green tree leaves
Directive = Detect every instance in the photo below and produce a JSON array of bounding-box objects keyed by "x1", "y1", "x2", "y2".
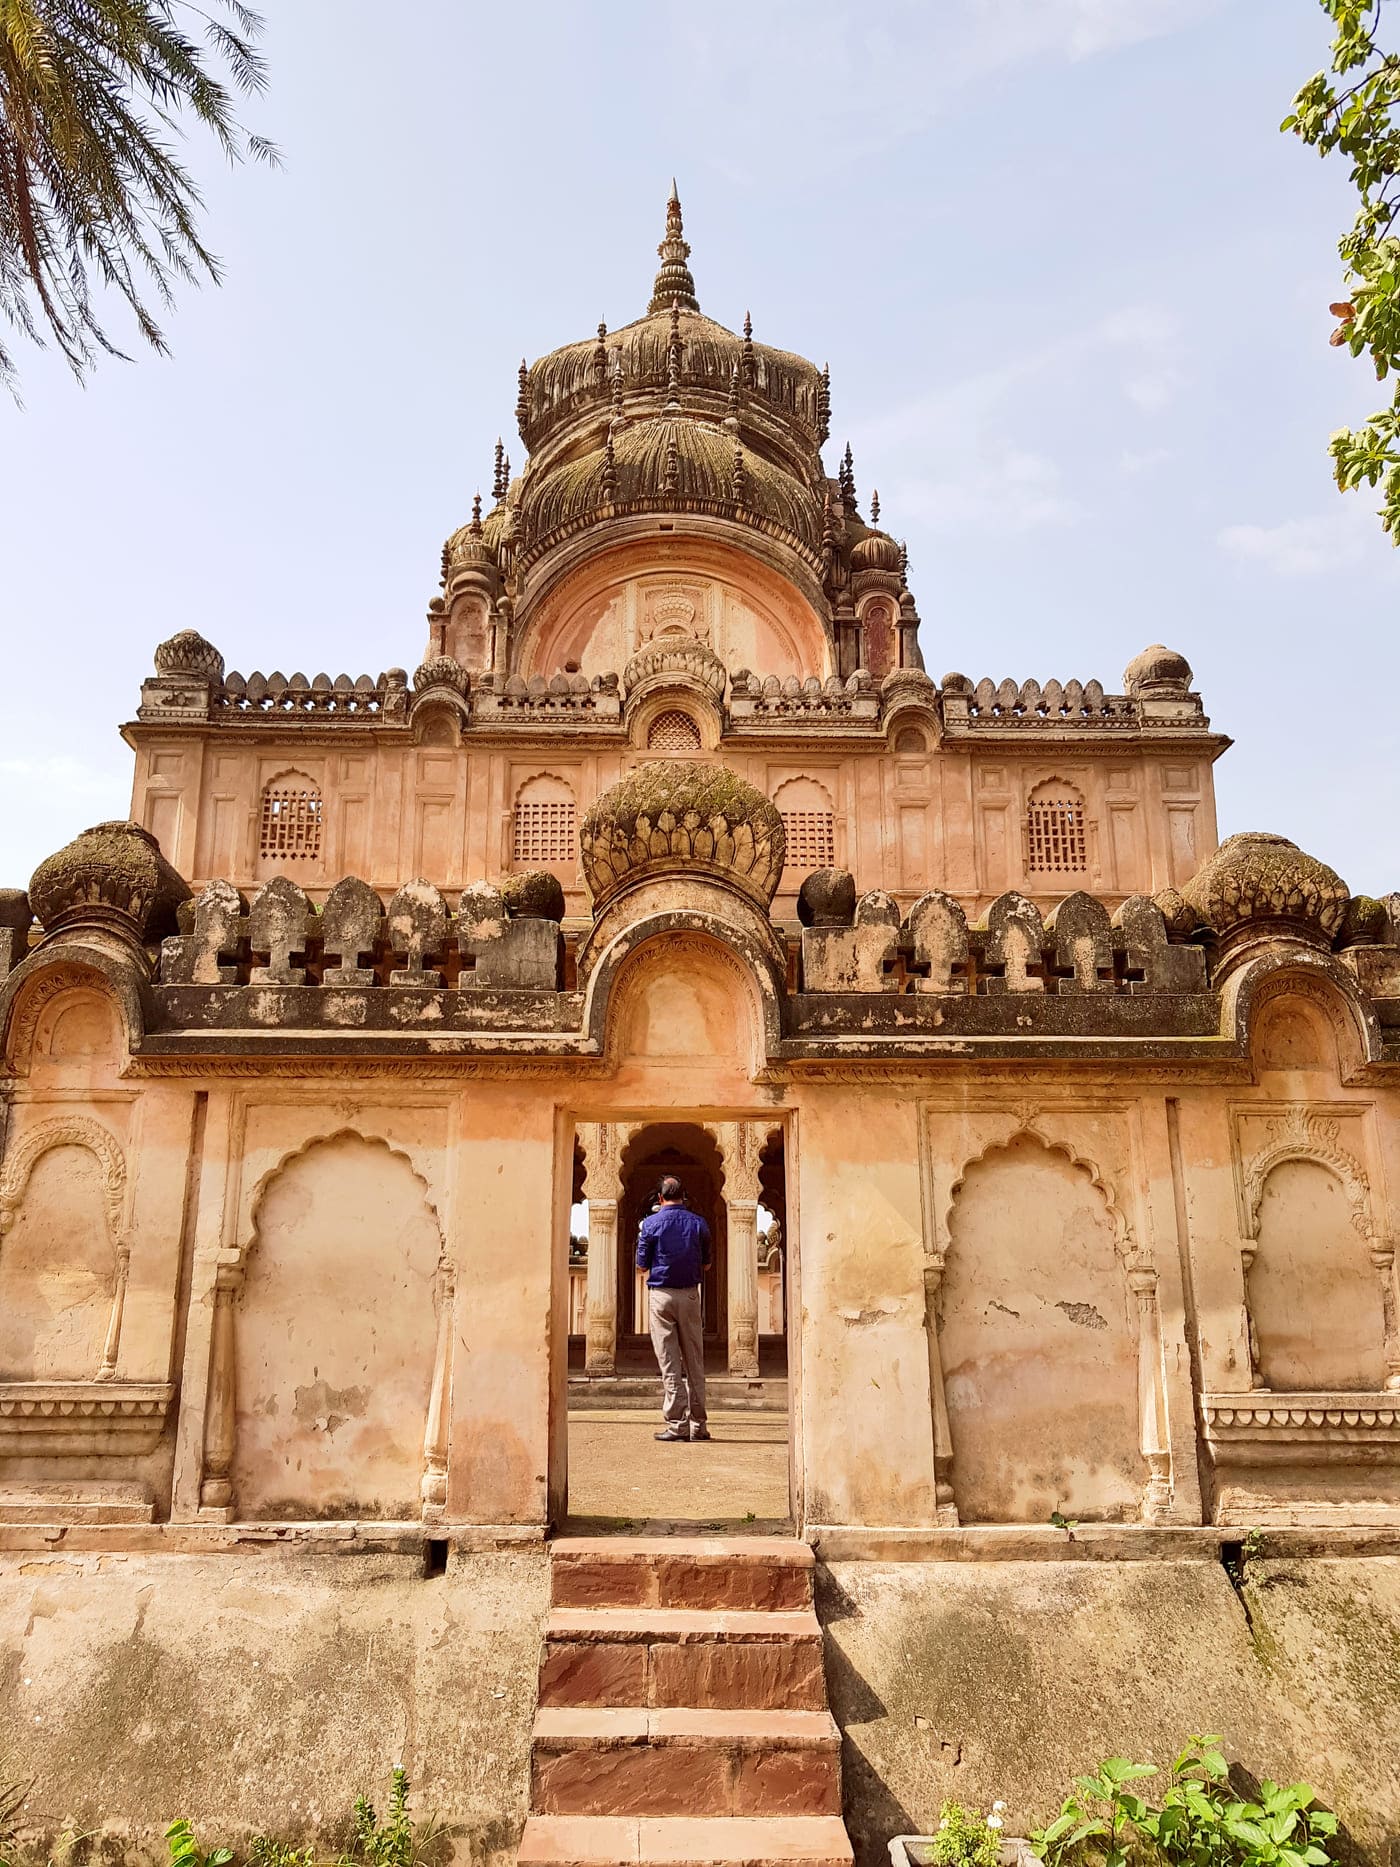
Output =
[
  {"x1": 0, "y1": 0, "x2": 278, "y2": 390},
  {"x1": 1286, "y1": 0, "x2": 1400, "y2": 539}
]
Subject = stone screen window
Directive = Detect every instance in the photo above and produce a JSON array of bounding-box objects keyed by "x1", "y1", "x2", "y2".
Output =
[
  {"x1": 780, "y1": 810, "x2": 835, "y2": 870},
  {"x1": 513, "y1": 775, "x2": 577, "y2": 866},
  {"x1": 647, "y1": 709, "x2": 702, "y2": 752},
  {"x1": 1025, "y1": 782, "x2": 1087, "y2": 875},
  {"x1": 259, "y1": 781, "x2": 323, "y2": 861}
]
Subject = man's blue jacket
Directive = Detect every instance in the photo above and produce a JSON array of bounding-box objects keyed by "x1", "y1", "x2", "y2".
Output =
[{"x1": 636, "y1": 1204, "x2": 713, "y2": 1289}]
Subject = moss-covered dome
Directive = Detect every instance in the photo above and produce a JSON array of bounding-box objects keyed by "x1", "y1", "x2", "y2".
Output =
[
  {"x1": 1180, "y1": 831, "x2": 1349, "y2": 953},
  {"x1": 29, "y1": 820, "x2": 191, "y2": 949},
  {"x1": 580, "y1": 761, "x2": 786, "y2": 915}
]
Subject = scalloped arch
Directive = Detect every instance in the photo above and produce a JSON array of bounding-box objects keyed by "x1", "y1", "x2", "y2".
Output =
[
  {"x1": 241, "y1": 1128, "x2": 444, "y2": 1267},
  {"x1": 1243, "y1": 1110, "x2": 1374, "y2": 1246},
  {"x1": 945, "y1": 1124, "x2": 1136, "y2": 1262},
  {"x1": 0, "y1": 1114, "x2": 127, "y2": 1241}
]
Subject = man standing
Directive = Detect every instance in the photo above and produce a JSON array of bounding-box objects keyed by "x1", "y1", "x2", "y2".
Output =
[{"x1": 636, "y1": 1176, "x2": 712, "y2": 1443}]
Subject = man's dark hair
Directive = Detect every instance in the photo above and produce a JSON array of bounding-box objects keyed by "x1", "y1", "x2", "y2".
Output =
[{"x1": 658, "y1": 1175, "x2": 685, "y2": 1203}]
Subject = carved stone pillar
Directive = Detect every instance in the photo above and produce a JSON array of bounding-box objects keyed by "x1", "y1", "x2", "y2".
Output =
[
  {"x1": 199, "y1": 1267, "x2": 240, "y2": 1521},
  {"x1": 720, "y1": 1123, "x2": 762, "y2": 1378},
  {"x1": 1129, "y1": 1261, "x2": 1172, "y2": 1520},
  {"x1": 580, "y1": 1123, "x2": 623, "y2": 1376},
  {"x1": 586, "y1": 1200, "x2": 620, "y2": 1373},
  {"x1": 922, "y1": 1257, "x2": 958, "y2": 1524},
  {"x1": 98, "y1": 1237, "x2": 131, "y2": 1379},
  {"x1": 422, "y1": 1258, "x2": 455, "y2": 1517},
  {"x1": 1239, "y1": 1236, "x2": 1265, "y2": 1388},
  {"x1": 1370, "y1": 1235, "x2": 1400, "y2": 1391}
]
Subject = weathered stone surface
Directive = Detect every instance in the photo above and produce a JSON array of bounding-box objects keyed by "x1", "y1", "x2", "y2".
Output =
[
  {"x1": 502, "y1": 870, "x2": 568, "y2": 922},
  {"x1": 0, "y1": 888, "x2": 32, "y2": 976},
  {"x1": 580, "y1": 763, "x2": 785, "y2": 914},
  {"x1": 161, "y1": 878, "x2": 247, "y2": 985},
  {"x1": 321, "y1": 875, "x2": 383, "y2": 985},
  {"x1": 460, "y1": 879, "x2": 564, "y2": 989},
  {"x1": 387, "y1": 878, "x2": 448, "y2": 986},
  {"x1": 797, "y1": 871, "x2": 856, "y2": 930},
  {"x1": 1181, "y1": 831, "x2": 1350, "y2": 954},
  {"x1": 248, "y1": 875, "x2": 311, "y2": 985},
  {"x1": 903, "y1": 890, "x2": 968, "y2": 995},
  {"x1": 0, "y1": 1548, "x2": 547, "y2": 1860},
  {"x1": 982, "y1": 891, "x2": 1045, "y2": 994},
  {"x1": 801, "y1": 892, "x2": 899, "y2": 994},
  {"x1": 1114, "y1": 894, "x2": 1207, "y2": 994},
  {"x1": 1047, "y1": 891, "x2": 1113, "y2": 994},
  {"x1": 822, "y1": 1557, "x2": 1400, "y2": 1867},
  {"x1": 28, "y1": 821, "x2": 190, "y2": 948}
]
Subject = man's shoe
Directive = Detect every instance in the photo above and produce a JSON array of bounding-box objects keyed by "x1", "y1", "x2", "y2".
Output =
[
  {"x1": 690, "y1": 1427, "x2": 712, "y2": 1442},
  {"x1": 654, "y1": 1428, "x2": 688, "y2": 1442}
]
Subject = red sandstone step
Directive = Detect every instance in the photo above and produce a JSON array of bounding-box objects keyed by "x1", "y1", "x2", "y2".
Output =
[
  {"x1": 551, "y1": 1539, "x2": 814, "y2": 1613},
  {"x1": 539, "y1": 1608, "x2": 825, "y2": 1712},
  {"x1": 517, "y1": 1814, "x2": 853, "y2": 1867},
  {"x1": 531, "y1": 1708, "x2": 841, "y2": 1817}
]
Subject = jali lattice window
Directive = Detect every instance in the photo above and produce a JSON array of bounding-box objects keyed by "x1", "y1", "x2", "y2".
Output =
[
  {"x1": 780, "y1": 810, "x2": 836, "y2": 870},
  {"x1": 259, "y1": 780, "x2": 323, "y2": 861},
  {"x1": 1025, "y1": 781, "x2": 1087, "y2": 874},
  {"x1": 513, "y1": 775, "x2": 577, "y2": 865},
  {"x1": 647, "y1": 709, "x2": 702, "y2": 752}
]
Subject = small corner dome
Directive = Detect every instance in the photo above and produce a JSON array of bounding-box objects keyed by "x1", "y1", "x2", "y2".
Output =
[
  {"x1": 849, "y1": 530, "x2": 903, "y2": 576},
  {"x1": 28, "y1": 819, "x2": 191, "y2": 945},
  {"x1": 1124, "y1": 643, "x2": 1192, "y2": 695},
  {"x1": 580, "y1": 760, "x2": 785, "y2": 915},
  {"x1": 154, "y1": 629, "x2": 223, "y2": 680}
]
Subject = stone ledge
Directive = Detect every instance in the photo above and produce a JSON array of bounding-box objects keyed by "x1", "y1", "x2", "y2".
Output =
[{"x1": 806, "y1": 1523, "x2": 1400, "y2": 1560}]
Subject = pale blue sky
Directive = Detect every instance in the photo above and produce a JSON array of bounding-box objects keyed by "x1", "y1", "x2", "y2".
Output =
[{"x1": 2, "y1": 0, "x2": 1396, "y2": 891}]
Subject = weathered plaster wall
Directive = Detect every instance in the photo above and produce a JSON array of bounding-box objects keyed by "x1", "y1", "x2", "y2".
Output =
[
  {"x1": 821, "y1": 1555, "x2": 1400, "y2": 1867},
  {"x1": 0, "y1": 1548, "x2": 548, "y2": 1863}
]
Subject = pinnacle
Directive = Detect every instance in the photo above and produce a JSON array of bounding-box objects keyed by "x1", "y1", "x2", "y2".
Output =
[{"x1": 647, "y1": 180, "x2": 699, "y2": 317}]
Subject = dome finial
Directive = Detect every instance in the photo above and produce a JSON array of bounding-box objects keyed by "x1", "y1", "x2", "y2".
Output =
[
  {"x1": 817, "y1": 362, "x2": 831, "y2": 444},
  {"x1": 647, "y1": 181, "x2": 699, "y2": 316},
  {"x1": 664, "y1": 297, "x2": 683, "y2": 411},
  {"x1": 470, "y1": 492, "x2": 483, "y2": 534},
  {"x1": 870, "y1": 489, "x2": 881, "y2": 525},
  {"x1": 609, "y1": 347, "x2": 626, "y2": 431},
  {"x1": 492, "y1": 438, "x2": 507, "y2": 502}
]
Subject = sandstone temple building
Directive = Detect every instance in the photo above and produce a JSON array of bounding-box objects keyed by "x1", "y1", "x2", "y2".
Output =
[{"x1": 3, "y1": 189, "x2": 1400, "y2": 1867}]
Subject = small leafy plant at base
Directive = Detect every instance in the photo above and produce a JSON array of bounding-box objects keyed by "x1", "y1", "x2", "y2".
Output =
[
  {"x1": 248, "y1": 1841, "x2": 317, "y2": 1867},
  {"x1": 929, "y1": 1800, "x2": 1007, "y2": 1867},
  {"x1": 348, "y1": 1767, "x2": 440, "y2": 1867},
  {"x1": 165, "y1": 1822, "x2": 233, "y2": 1867},
  {"x1": 1031, "y1": 1740, "x2": 1338, "y2": 1867}
]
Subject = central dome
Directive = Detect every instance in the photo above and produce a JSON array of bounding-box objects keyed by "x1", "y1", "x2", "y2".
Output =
[{"x1": 580, "y1": 761, "x2": 786, "y2": 914}]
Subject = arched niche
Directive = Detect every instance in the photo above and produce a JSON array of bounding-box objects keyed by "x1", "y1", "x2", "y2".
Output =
[
  {"x1": 231, "y1": 1132, "x2": 443, "y2": 1520},
  {"x1": 515, "y1": 538, "x2": 831, "y2": 684},
  {"x1": 1249, "y1": 1156, "x2": 1388, "y2": 1392},
  {"x1": 939, "y1": 1132, "x2": 1145, "y2": 1523},
  {"x1": 604, "y1": 931, "x2": 765, "y2": 1085},
  {"x1": 0, "y1": 1118, "x2": 127, "y2": 1380},
  {"x1": 2, "y1": 958, "x2": 144, "y2": 1080}
]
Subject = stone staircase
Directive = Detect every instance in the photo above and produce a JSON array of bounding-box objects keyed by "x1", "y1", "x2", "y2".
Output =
[{"x1": 517, "y1": 1537, "x2": 853, "y2": 1867}]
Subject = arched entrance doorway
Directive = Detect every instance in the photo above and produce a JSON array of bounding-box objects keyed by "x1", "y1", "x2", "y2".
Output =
[
  {"x1": 618, "y1": 1124, "x2": 726, "y2": 1355},
  {"x1": 563, "y1": 1115, "x2": 791, "y2": 1531}
]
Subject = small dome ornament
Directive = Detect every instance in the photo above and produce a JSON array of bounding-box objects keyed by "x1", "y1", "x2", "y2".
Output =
[
  {"x1": 29, "y1": 820, "x2": 191, "y2": 951},
  {"x1": 412, "y1": 656, "x2": 469, "y2": 697},
  {"x1": 580, "y1": 760, "x2": 785, "y2": 915},
  {"x1": 154, "y1": 629, "x2": 224, "y2": 681},
  {"x1": 1123, "y1": 643, "x2": 1192, "y2": 697},
  {"x1": 850, "y1": 530, "x2": 903, "y2": 576},
  {"x1": 1179, "y1": 831, "x2": 1350, "y2": 961}
]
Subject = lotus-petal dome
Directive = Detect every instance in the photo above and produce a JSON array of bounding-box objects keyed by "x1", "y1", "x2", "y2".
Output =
[
  {"x1": 1124, "y1": 643, "x2": 1192, "y2": 695},
  {"x1": 413, "y1": 655, "x2": 469, "y2": 696},
  {"x1": 580, "y1": 761, "x2": 786, "y2": 914},
  {"x1": 29, "y1": 820, "x2": 191, "y2": 948},
  {"x1": 1180, "y1": 831, "x2": 1349, "y2": 952},
  {"x1": 155, "y1": 629, "x2": 224, "y2": 681}
]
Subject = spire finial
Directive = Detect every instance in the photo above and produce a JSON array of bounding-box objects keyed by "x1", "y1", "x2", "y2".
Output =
[
  {"x1": 470, "y1": 492, "x2": 483, "y2": 534},
  {"x1": 492, "y1": 438, "x2": 506, "y2": 502},
  {"x1": 724, "y1": 362, "x2": 741, "y2": 431},
  {"x1": 610, "y1": 348, "x2": 626, "y2": 430},
  {"x1": 661, "y1": 427, "x2": 680, "y2": 497},
  {"x1": 817, "y1": 363, "x2": 831, "y2": 445},
  {"x1": 870, "y1": 489, "x2": 880, "y2": 525},
  {"x1": 647, "y1": 181, "x2": 699, "y2": 316},
  {"x1": 731, "y1": 437, "x2": 747, "y2": 506},
  {"x1": 601, "y1": 430, "x2": 618, "y2": 504},
  {"x1": 593, "y1": 320, "x2": 608, "y2": 388},
  {"x1": 741, "y1": 310, "x2": 755, "y2": 388},
  {"x1": 515, "y1": 359, "x2": 529, "y2": 435},
  {"x1": 839, "y1": 441, "x2": 858, "y2": 517}
]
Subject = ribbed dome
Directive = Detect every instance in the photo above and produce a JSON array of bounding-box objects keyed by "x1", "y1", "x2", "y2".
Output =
[
  {"x1": 518, "y1": 416, "x2": 821, "y2": 555},
  {"x1": 522, "y1": 308, "x2": 825, "y2": 456},
  {"x1": 850, "y1": 529, "x2": 902, "y2": 575},
  {"x1": 1180, "y1": 831, "x2": 1349, "y2": 953}
]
